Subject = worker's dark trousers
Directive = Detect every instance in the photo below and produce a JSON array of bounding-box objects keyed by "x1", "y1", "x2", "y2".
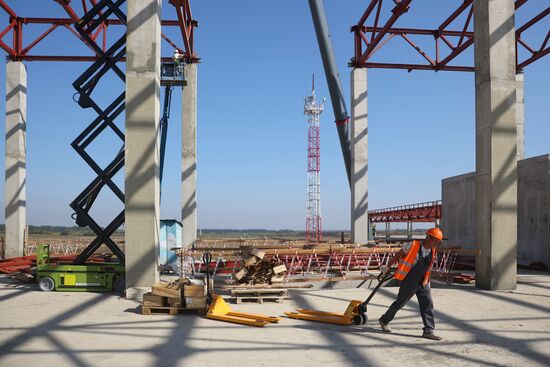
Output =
[{"x1": 380, "y1": 282, "x2": 435, "y2": 332}]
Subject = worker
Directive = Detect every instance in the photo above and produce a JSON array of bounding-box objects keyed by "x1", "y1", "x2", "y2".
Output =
[
  {"x1": 173, "y1": 49, "x2": 184, "y2": 76},
  {"x1": 378, "y1": 227, "x2": 444, "y2": 341}
]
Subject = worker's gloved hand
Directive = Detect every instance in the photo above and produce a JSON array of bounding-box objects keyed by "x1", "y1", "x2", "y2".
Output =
[{"x1": 380, "y1": 265, "x2": 389, "y2": 276}]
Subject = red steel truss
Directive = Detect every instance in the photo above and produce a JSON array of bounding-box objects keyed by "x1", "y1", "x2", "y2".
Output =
[
  {"x1": 368, "y1": 200, "x2": 442, "y2": 223},
  {"x1": 0, "y1": 0, "x2": 198, "y2": 62},
  {"x1": 179, "y1": 246, "x2": 474, "y2": 281},
  {"x1": 350, "y1": 0, "x2": 549, "y2": 72}
]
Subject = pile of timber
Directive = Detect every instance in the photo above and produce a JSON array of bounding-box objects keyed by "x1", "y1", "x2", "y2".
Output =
[
  {"x1": 0, "y1": 253, "x2": 110, "y2": 274},
  {"x1": 235, "y1": 248, "x2": 287, "y2": 285},
  {"x1": 142, "y1": 278, "x2": 208, "y2": 315}
]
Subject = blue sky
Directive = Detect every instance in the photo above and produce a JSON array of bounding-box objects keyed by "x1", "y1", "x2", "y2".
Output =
[{"x1": 0, "y1": 1, "x2": 548, "y2": 230}]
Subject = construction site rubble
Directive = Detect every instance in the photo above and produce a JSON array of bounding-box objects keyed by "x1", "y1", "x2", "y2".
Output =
[{"x1": 235, "y1": 248, "x2": 287, "y2": 285}]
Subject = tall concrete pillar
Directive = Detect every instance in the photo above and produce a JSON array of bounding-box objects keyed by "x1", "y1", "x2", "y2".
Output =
[
  {"x1": 350, "y1": 68, "x2": 368, "y2": 244},
  {"x1": 516, "y1": 73, "x2": 525, "y2": 161},
  {"x1": 125, "y1": 0, "x2": 162, "y2": 299},
  {"x1": 4, "y1": 61, "x2": 27, "y2": 259},
  {"x1": 182, "y1": 63, "x2": 197, "y2": 248},
  {"x1": 474, "y1": 0, "x2": 517, "y2": 290}
]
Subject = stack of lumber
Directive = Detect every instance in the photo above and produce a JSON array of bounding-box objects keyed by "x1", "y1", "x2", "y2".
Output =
[
  {"x1": 0, "y1": 253, "x2": 110, "y2": 274},
  {"x1": 142, "y1": 278, "x2": 208, "y2": 315},
  {"x1": 235, "y1": 248, "x2": 287, "y2": 285}
]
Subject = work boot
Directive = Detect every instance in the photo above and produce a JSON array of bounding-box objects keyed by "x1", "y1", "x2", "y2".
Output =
[
  {"x1": 422, "y1": 331, "x2": 442, "y2": 341},
  {"x1": 379, "y1": 318, "x2": 392, "y2": 333}
]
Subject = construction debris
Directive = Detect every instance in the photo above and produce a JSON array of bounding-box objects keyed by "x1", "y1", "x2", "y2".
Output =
[
  {"x1": 143, "y1": 278, "x2": 208, "y2": 315},
  {"x1": 235, "y1": 249, "x2": 287, "y2": 285}
]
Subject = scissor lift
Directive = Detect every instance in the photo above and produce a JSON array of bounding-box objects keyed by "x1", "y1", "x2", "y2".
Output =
[{"x1": 37, "y1": 0, "x2": 184, "y2": 292}]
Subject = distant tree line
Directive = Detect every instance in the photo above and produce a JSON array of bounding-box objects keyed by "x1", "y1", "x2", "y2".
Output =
[
  {"x1": 0, "y1": 224, "x2": 123, "y2": 236},
  {"x1": 0, "y1": 225, "x2": 352, "y2": 237}
]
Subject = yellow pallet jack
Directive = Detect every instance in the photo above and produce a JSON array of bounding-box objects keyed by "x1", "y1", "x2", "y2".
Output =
[
  {"x1": 285, "y1": 300, "x2": 363, "y2": 325},
  {"x1": 202, "y1": 253, "x2": 280, "y2": 327},
  {"x1": 285, "y1": 270, "x2": 394, "y2": 326},
  {"x1": 207, "y1": 296, "x2": 280, "y2": 327}
]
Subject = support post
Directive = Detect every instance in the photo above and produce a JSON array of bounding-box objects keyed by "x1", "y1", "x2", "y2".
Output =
[
  {"x1": 474, "y1": 0, "x2": 517, "y2": 290},
  {"x1": 516, "y1": 73, "x2": 525, "y2": 161},
  {"x1": 182, "y1": 63, "x2": 197, "y2": 248},
  {"x1": 4, "y1": 61, "x2": 27, "y2": 259},
  {"x1": 350, "y1": 68, "x2": 369, "y2": 244},
  {"x1": 125, "y1": 0, "x2": 162, "y2": 299}
]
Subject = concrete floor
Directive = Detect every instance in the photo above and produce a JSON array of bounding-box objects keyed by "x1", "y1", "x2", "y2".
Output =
[{"x1": 0, "y1": 272, "x2": 549, "y2": 367}]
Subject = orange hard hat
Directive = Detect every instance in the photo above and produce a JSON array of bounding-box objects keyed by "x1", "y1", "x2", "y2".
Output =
[{"x1": 426, "y1": 228, "x2": 443, "y2": 241}]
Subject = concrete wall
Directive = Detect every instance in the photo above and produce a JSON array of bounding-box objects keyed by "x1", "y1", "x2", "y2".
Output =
[
  {"x1": 518, "y1": 155, "x2": 550, "y2": 267},
  {"x1": 441, "y1": 172, "x2": 476, "y2": 251},
  {"x1": 442, "y1": 154, "x2": 550, "y2": 268}
]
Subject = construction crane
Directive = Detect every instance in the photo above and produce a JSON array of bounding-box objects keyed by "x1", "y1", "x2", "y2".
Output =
[{"x1": 308, "y1": 0, "x2": 352, "y2": 186}]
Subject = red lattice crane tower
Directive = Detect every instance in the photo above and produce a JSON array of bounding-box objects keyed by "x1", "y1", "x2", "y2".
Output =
[{"x1": 304, "y1": 77, "x2": 325, "y2": 242}]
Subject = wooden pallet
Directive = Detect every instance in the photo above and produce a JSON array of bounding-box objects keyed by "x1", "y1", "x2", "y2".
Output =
[
  {"x1": 231, "y1": 288, "x2": 288, "y2": 304},
  {"x1": 235, "y1": 296, "x2": 286, "y2": 304},
  {"x1": 142, "y1": 306, "x2": 201, "y2": 315}
]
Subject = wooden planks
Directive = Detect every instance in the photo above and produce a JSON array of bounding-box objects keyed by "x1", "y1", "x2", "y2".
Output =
[
  {"x1": 231, "y1": 288, "x2": 288, "y2": 304},
  {"x1": 143, "y1": 279, "x2": 208, "y2": 315},
  {"x1": 142, "y1": 306, "x2": 201, "y2": 315}
]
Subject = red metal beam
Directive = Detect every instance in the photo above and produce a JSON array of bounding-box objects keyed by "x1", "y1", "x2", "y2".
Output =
[
  {"x1": 169, "y1": 0, "x2": 199, "y2": 63},
  {"x1": 351, "y1": 0, "x2": 549, "y2": 72},
  {"x1": 0, "y1": 1, "x2": 198, "y2": 62},
  {"x1": 0, "y1": 0, "x2": 16, "y2": 18},
  {"x1": 516, "y1": 6, "x2": 550, "y2": 70},
  {"x1": 369, "y1": 201, "x2": 442, "y2": 223},
  {"x1": 437, "y1": 0, "x2": 472, "y2": 34},
  {"x1": 53, "y1": 0, "x2": 81, "y2": 23},
  {"x1": 359, "y1": 0, "x2": 412, "y2": 64},
  {"x1": 15, "y1": 17, "x2": 179, "y2": 27},
  {"x1": 13, "y1": 55, "x2": 176, "y2": 62}
]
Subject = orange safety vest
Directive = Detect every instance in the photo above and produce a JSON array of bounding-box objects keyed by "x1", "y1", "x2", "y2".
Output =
[{"x1": 394, "y1": 240, "x2": 436, "y2": 285}]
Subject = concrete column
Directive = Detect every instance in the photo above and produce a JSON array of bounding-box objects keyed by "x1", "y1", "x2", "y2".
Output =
[
  {"x1": 125, "y1": 0, "x2": 162, "y2": 299},
  {"x1": 4, "y1": 62, "x2": 27, "y2": 259},
  {"x1": 350, "y1": 68, "x2": 368, "y2": 244},
  {"x1": 182, "y1": 63, "x2": 197, "y2": 248},
  {"x1": 474, "y1": 0, "x2": 517, "y2": 290},
  {"x1": 516, "y1": 73, "x2": 525, "y2": 161}
]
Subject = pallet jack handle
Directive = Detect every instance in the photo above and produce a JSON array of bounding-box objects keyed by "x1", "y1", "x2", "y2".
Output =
[
  {"x1": 362, "y1": 269, "x2": 395, "y2": 307},
  {"x1": 203, "y1": 252, "x2": 213, "y2": 306}
]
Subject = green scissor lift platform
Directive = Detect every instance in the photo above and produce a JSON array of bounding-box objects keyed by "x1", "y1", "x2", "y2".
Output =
[
  {"x1": 37, "y1": 244, "x2": 125, "y2": 292},
  {"x1": 36, "y1": 58, "x2": 184, "y2": 293}
]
